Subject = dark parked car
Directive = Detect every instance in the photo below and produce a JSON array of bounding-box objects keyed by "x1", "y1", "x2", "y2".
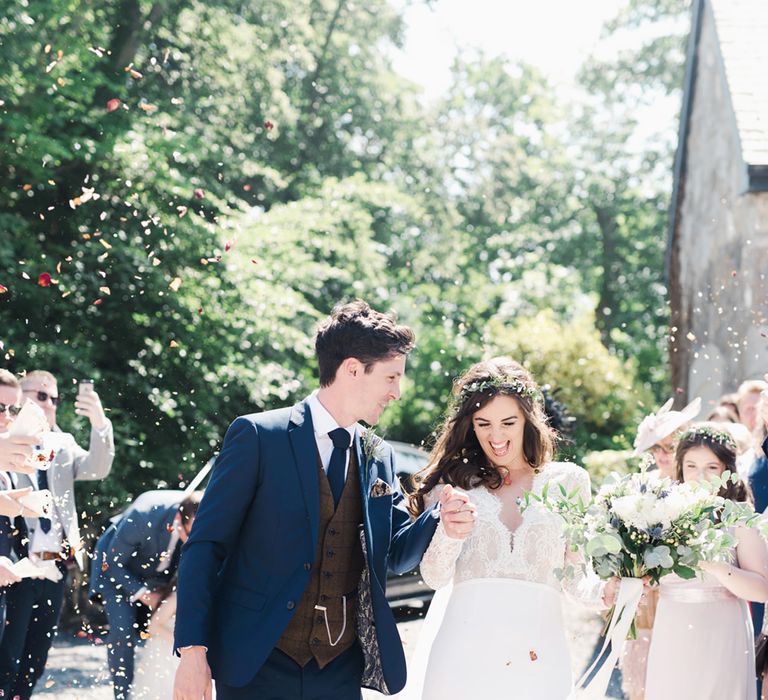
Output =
[{"x1": 386, "y1": 440, "x2": 434, "y2": 609}]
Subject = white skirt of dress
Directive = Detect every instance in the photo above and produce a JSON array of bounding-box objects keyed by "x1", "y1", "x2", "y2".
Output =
[{"x1": 420, "y1": 578, "x2": 572, "y2": 700}]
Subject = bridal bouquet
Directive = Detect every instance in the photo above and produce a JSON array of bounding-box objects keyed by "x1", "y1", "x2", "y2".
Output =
[{"x1": 528, "y1": 469, "x2": 764, "y2": 587}]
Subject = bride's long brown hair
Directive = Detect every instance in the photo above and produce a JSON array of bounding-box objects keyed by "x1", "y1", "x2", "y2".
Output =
[{"x1": 408, "y1": 357, "x2": 556, "y2": 516}]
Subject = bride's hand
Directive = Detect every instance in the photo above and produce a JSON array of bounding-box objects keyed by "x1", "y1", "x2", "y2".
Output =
[{"x1": 439, "y1": 484, "x2": 477, "y2": 540}]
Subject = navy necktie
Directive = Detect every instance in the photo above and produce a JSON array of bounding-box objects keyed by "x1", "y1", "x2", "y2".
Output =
[
  {"x1": 37, "y1": 470, "x2": 52, "y2": 534},
  {"x1": 327, "y1": 428, "x2": 351, "y2": 508}
]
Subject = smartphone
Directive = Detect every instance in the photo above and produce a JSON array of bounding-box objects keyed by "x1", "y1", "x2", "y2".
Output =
[{"x1": 78, "y1": 379, "x2": 94, "y2": 398}]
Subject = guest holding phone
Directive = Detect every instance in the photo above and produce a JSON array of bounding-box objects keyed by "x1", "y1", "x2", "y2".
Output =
[{"x1": 0, "y1": 370, "x2": 115, "y2": 700}]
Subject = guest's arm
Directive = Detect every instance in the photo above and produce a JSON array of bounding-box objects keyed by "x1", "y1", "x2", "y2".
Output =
[
  {"x1": 0, "y1": 557, "x2": 20, "y2": 588},
  {"x1": 71, "y1": 391, "x2": 115, "y2": 481},
  {"x1": 0, "y1": 434, "x2": 37, "y2": 474}
]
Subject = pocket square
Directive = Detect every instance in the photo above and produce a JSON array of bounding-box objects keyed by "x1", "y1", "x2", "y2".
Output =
[{"x1": 369, "y1": 478, "x2": 392, "y2": 498}]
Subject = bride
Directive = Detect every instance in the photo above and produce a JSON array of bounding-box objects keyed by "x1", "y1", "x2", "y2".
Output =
[{"x1": 404, "y1": 357, "x2": 615, "y2": 700}]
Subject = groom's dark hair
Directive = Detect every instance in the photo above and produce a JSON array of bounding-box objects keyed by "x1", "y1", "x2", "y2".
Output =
[{"x1": 315, "y1": 300, "x2": 415, "y2": 387}]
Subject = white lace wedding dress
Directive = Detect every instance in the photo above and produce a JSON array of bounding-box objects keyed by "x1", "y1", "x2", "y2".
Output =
[{"x1": 401, "y1": 462, "x2": 604, "y2": 700}]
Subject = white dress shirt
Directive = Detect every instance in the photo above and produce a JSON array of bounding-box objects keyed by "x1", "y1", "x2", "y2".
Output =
[{"x1": 306, "y1": 394, "x2": 357, "y2": 478}]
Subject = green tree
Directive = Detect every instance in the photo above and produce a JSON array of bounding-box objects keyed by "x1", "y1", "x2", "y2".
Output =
[
  {"x1": 487, "y1": 309, "x2": 653, "y2": 459},
  {"x1": 0, "y1": 0, "x2": 430, "y2": 506}
]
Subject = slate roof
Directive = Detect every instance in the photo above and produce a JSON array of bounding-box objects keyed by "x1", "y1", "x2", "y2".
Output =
[{"x1": 711, "y1": 0, "x2": 768, "y2": 174}]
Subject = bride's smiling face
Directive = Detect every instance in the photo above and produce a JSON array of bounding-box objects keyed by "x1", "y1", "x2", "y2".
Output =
[{"x1": 472, "y1": 395, "x2": 526, "y2": 468}]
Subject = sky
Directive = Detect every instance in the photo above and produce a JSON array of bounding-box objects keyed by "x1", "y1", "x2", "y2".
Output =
[{"x1": 391, "y1": 0, "x2": 621, "y2": 99}]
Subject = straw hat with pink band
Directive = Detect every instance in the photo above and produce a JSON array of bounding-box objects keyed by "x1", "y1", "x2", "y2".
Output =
[{"x1": 633, "y1": 396, "x2": 703, "y2": 455}]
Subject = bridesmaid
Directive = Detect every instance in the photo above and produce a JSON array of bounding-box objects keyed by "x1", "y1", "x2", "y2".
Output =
[
  {"x1": 621, "y1": 397, "x2": 701, "y2": 700},
  {"x1": 644, "y1": 423, "x2": 768, "y2": 700}
]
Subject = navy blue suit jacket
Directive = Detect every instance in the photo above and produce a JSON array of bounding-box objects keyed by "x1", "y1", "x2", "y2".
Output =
[
  {"x1": 89, "y1": 490, "x2": 183, "y2": 601},
  {"x1": 749, "y1": 435, "x2": 768, "y2": 515},
  {"x1": 173, "y1": 400, "x2": 438, "y2": 691}
]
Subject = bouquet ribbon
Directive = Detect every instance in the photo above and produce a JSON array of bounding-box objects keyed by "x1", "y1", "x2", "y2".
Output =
[{"x1": 569, "y1": 576, "x2": 644, "y2": 699}]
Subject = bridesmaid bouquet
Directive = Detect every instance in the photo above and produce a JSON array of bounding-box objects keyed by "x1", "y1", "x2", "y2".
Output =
[
  {"x1": 528, "y1": 469, "x2": 764, "y2": 587},
  {"x1": 525, "y1": 469, "x2": 766, "y2": 696}
]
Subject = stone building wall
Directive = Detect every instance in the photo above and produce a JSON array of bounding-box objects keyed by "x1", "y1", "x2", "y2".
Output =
[{"x1": 673, "y1": 0, "x2": 768, "y2": 408}]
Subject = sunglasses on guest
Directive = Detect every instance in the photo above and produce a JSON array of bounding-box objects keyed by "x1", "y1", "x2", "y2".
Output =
[
  {"x1": 23, "y1": 389, "x2": 62, "y2": 406},
  {"x1": 0, "y1": 402, "x2": 21, "y2": 416}
]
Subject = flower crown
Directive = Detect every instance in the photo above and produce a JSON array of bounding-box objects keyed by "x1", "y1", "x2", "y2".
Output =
[
  {"x1": 680, "y1": 426, "x2": 737, "y2": 451},
  {"x1": 457, "y1": 376, "x2": 541, "y2": 405}
]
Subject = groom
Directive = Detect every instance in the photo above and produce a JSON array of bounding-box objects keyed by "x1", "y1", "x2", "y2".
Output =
[{"x1": 173, "y1": 301, "x2": 470, "y2": 699}]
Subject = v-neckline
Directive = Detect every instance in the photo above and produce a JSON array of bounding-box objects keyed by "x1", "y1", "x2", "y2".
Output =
[{"x1": 483, "y1": 467, "x2": 547, "y2": 547}]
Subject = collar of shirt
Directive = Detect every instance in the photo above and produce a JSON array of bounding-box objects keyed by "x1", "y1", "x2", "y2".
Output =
[
  {"x1": 306, "y1": 393, "x2": 356, "y2": 443},
  {"x1": 306, "y1": 394, "x2": 358, "y2": 472}
]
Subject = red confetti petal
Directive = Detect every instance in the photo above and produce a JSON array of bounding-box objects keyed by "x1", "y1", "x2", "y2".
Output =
[
  {"x1": 194, "y1": 188, "x2": 204, "y2": 199},
  {"x1": 243, "y1": 184, "x2": 251, "y2": 192},
  {"x1": 0, "y1": 284, "x2": 8, "y2": 294},
  {"x1": 224, "y1": 239, "x2": 235, "y2": 252},
  {"x1": 93, "y1": 298, "x2": 102, "y2": 305},
  {"x1": 37, "y1": 272, "x2": 52, "y2": 287},
  {"x1": 106, "y1": 98, "x2": 121, "y2": 113},
  {"x1": 264, "y1": 120, "x2": 274, "y2": 130}
]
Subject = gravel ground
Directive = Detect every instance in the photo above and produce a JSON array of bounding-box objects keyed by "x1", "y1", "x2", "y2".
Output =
[{"x1": 36, "y1": 602, "x2": 624, "y2": 699}]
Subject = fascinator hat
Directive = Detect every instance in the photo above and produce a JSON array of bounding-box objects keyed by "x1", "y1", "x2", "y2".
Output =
[{"x1": 633, "y1": 396, "x2": 702, "y2": 455}]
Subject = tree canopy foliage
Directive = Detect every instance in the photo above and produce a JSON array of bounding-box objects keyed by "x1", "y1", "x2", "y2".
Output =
[{"x1": 0, "y1": 0, "x2": 691, "y2": 510}]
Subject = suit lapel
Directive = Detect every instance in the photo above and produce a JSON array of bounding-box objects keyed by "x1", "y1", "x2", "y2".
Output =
[
  {"x1": 355, "y1": 426, "x2": 377, "y2": 564},
  {"x1": 287, "y1": 401, "x2": 321, "y2": 548},
  {"x1": 354, "y1": 427, "x2": 369, "y2": 487}
]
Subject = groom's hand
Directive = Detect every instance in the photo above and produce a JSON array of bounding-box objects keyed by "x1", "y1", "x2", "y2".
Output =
[
  {"x1": 439, "y1": 484, "x2": 477, "y2": 540},
  {"x1": 174, "y1": 647, "x2": 212, "y2": 700}
]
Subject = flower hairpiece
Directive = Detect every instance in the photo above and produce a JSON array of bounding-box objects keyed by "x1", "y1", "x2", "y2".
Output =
[
  {"x1": 457, "y1": 376, "x2": 541, "y2": 405},
  {"x1": 680, "y1": 426, "x2": 737, "y2": 451}
]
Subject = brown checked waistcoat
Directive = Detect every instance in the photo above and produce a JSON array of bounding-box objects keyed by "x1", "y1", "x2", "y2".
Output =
[{"x1": 276, "y1": 447, "x2": 365, "y2": 668}]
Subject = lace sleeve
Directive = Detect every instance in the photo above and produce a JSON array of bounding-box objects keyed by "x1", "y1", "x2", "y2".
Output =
[
  {"x1": 419, "y1": 487, "x2": 464, "y2": 590},
  {"x1": 559, "y1": 466, "x2": 606, "y2": 610}
]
